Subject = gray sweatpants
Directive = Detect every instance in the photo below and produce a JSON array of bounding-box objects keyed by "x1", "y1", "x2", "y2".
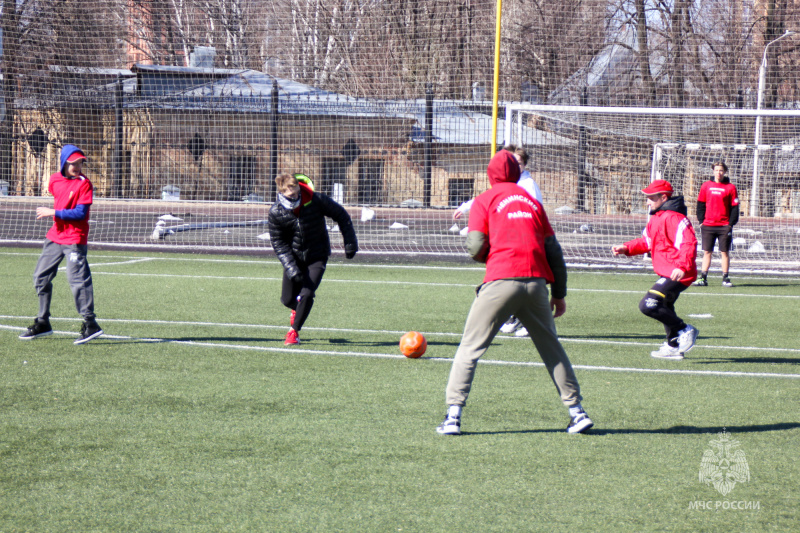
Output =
[
  {"x1": 33, "y1": 239, "x2": 96, "y2": 321},
  {"x1": 445, "y1": 278, "x2": 582, "y2": 407}
]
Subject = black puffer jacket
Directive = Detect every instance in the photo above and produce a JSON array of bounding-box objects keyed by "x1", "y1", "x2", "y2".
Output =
[{"x1": 268, "y1": 190, "x2": 358, "y2": 279}]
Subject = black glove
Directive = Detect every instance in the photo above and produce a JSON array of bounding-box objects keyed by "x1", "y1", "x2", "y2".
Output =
[
  {"x1": 288, "y1": 269, "x2": 303, "y2": 284},
  {"x1": 345, "y1": 244, "x2": 358, "y2": 259}
]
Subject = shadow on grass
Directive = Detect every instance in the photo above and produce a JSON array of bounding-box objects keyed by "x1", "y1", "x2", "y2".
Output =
[
  {"x1": 562, "y1": 333, "x2": 732, "y2": 342},
  {"x1": 589, "y1": 422, "x2": 800, "y2": 436},
  {"x1": 88, "y1": 336, "x2": 281, "y2": 344},
  {"x1": 327, "y1": 338, "x2": 462, "y2": 348},
  {"x1": 463, "y1": 422, "x2": 800, "y2": 436},
  {"x1": 696, "y1": 356, "x2": 799, "y2": 365}
]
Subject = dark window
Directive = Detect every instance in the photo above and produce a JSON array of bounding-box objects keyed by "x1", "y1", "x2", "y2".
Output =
[
  {"x1": 448, "y1": 178, "x2": 474, "y2": 207},
  {"x1": 358, "y1": 159, "x2": 385, "y2": 205},
  {"x1": 229, "y1": 155, "x2": 256, "y2": 201},
  {"x1": 321, "y1": 157, "x2": 346, "y2": 197}
]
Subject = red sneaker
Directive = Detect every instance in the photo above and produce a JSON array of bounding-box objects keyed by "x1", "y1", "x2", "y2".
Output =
[
  {"x1": 284, "y1": 328, "x2": 300, "y2": 345},
  {"x1": 290, "y1": 309, "x2": 296, "y2": 326}
]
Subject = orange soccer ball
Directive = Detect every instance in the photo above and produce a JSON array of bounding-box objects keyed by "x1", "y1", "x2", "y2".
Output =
[{"x1": 399, "y1": 331, "x2": 427, "y2": 358}]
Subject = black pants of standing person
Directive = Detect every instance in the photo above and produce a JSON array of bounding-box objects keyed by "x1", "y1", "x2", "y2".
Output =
[{"x1": 280, "y1": 258, "x2": 327, "y2": 332}]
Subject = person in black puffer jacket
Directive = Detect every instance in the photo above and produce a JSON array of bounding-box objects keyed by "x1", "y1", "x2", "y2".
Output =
[{"x1": 268, "y1": 173, "x2": 358, "y2": 345}]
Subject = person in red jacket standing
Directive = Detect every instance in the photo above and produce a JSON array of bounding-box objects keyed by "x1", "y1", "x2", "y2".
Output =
[
  {"x1": 612, "y1": 180, "x2": 698, "y2": 360},
  {"x1": 19, "y1": 144, "x2": 103, "y2": 344},
  {"x1": 437, "y1": 150, "x2": 592, "y2": 436},
  {"x1": 695, "y1": 161, "x2": 739, "y2": 287}
]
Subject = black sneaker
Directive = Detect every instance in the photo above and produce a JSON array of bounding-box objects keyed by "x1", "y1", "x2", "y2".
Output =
[
  {"x1": 19, "y1": 319, "x2": 53, "y2": 340},
  {"x1": 567, "y1": 410, "x2": 594, "y2": 434},
  {"x1": 694, "y1": 278, "x2": 708, "y2": 286},
  {"x1": 74, "y1": 320, "x2": 103, "y2": 345}
]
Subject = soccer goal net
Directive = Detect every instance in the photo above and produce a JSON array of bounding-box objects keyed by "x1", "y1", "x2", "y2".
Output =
[
  {"x1": 505, "y1": 104, "x2": 800, "y2": 271},
  {"x1": 2, "y1": 1, "x2": 800, "y2": 272}
]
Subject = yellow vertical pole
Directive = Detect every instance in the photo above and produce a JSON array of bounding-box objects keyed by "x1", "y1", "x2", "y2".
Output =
[{"x1": 491, "y1": 0, "x2": 503, "y2": 158}]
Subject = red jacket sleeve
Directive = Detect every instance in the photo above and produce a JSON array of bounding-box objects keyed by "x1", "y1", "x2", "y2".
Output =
[{"x1": 623, "y1": 231, "x2": 650, "y2": 256}]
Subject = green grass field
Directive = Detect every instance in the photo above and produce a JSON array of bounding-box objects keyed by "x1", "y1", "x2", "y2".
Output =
[{"x1": 1, "y1": 246, "x2": 799, "y2": 532}]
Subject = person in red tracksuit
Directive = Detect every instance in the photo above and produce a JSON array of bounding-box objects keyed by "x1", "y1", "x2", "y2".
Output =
[
  {"x1": 436, "y1": 149, "x2": 592, "y2": 436},
  {"x1": 612, "y1": 179, "x2": 699, "y2": 361}
]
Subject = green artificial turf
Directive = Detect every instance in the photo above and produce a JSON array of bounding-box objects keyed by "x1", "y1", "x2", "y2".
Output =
[{"x1": 1, "y1": 248, "x2": 798, "y2": 531}]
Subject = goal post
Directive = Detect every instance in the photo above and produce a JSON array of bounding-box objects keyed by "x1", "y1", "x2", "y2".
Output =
[{"x1": 505, "y1": 104, "x2": 800, "y2": 271}]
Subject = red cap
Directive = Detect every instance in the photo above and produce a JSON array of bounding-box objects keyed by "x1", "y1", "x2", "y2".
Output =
[
  {"x1": 66, "y1": 151, "x2": 87, "y2": 163},
  {"x1": 641, "y1": 179, "x2": 673, "y2": 196}
]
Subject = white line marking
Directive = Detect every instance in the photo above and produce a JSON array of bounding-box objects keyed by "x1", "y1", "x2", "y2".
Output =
[
  {"x1": 91, "y1": 258, "x2": 156, "y2": 267},
  {"x1": 3, "y1": 250, "x2": 800, "y2": 278},
  {"x1": 1, "y1": 321, "x2": 798, "y2": 379},
  {"x1": 67, "y1": 271, "x2": 800, "y2": 297},
  {"x1": 3, "y1": 315, "x2": 800, "y2": 353}
]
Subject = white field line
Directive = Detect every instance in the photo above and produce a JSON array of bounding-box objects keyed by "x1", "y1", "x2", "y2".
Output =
[
  {"x1": 1, "y1": 319, "x2": 798, "y2": 380},
  {"x1": 3, "y1": 315, "x2": 800, "y2": 354},
  {"x1": 34, "y1": 269, "x2": 800, "y2": 297},
  {"x1": 2, "y1": 250, "x2": 800, "y2": 279},
  {"x1": 92, "y1": 258, "x2": 157, "y2": 267}
]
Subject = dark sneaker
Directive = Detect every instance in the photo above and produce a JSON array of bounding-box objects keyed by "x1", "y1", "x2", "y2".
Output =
[
  {"x1": 694, "y1": 278, "x2": 708, "y2": 286},
  {"x1": 19, "y1": 319, "x2": 53, "y2": 340},
  {"x1": 567, "y1": 410, "x2": 594, "y2": 434},
  {"x1": 722, "y1": 279, "x2": 733, "y2": 287},
  {"x1": 436, "y1": 415, "x2": 461, "y2": 435},
  {"x1": 74, "y1": 320, "x2": 103, "y2": 345}
]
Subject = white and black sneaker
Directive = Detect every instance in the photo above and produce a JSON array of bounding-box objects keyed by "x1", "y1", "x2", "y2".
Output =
[
  {"x1": 651, "y1": 342, "x2": 684, "y2": 360},
  {"x1": 19, "y1": 319, "x2": 53, "y2": 340},
  {"x1": 74, "y1": 320, "x2": 103, "y2": 345},
  {"x1": 436, "y1": 415, "x2": 461, "y2": 435},
  {"x1": 567, "y1": 410, "x2": 593, "y2": 434},
  {"x1": 676, "y1": 324, "x2": 699, "y2": 354},
  {"x1": 694, "y1": 278, "x2": 708, "y2": 287},
  {"x1": 722, "y1": 278, "x2": 733, "y2": 287},
  {"x1": 500, "y1": 317, "x2": 522, "y2": 334}
]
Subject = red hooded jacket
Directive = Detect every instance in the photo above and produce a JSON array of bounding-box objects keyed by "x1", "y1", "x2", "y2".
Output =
[
  {"x1": 468, "y1": 150, "x2": 556, "y2": 284},
  {"x1": 622, "y1": 195, "x2": 698, "y2": 286}
]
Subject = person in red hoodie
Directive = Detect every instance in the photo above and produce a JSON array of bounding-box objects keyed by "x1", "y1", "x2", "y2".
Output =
[
  {"x1": 436, "y1": 150, "x2": 592, "y2": 436},
  {"x1": 19, "y1": 144, "x2": 103, "y2": 344},
  {"x1": 612, "y1": 179, "x2": 699, "y2": 360}
]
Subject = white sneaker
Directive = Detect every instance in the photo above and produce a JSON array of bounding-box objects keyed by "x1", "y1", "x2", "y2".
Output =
[
  {"x1": 500, "y1": 317, "x2": 522, "y2": 334},
  {"x1": 567, "y1": 410, "x2": 594, "y2": 434},
  {"x1": 722, "y1": 279, "x2": 733, "y2": 287},
  {"x1": 436, "y1": 415, "x2": 461, "y2": 435},
  {"x1": 514, "y1": 326, "x2": 529, "y2": 337},
  {"x1": 650, "y1": 342, "x2": 684, "y2": 360},
  {"x1": 676, "y1": 325, "x2": 699, "y2": 354}
]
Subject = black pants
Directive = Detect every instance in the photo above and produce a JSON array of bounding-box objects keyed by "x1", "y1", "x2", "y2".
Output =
[
  {"x1": 638, "y1": 277, "x2": 688, "y2": 346},
  {"x1": 280, "y1": 258, "x2": 327, "y2": 332}
]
